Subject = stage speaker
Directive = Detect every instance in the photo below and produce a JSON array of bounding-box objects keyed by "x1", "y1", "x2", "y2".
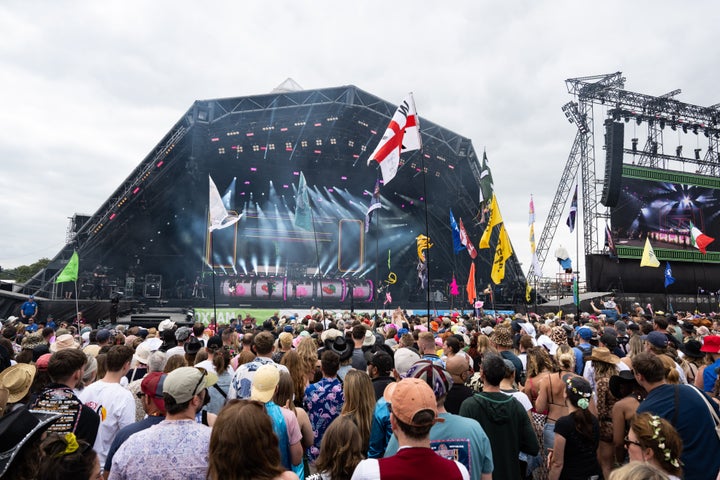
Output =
[
  {"x1": 144, "y1": 274, "x2": 162, "y2": 299},
  {"x1": 601, "y1": 120, "x2": 624, "y2": 207}
]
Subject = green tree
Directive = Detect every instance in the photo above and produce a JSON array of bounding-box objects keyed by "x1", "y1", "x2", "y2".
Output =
[{"x1": 3, "y1": 258, "x2": 51, "y2": 284}]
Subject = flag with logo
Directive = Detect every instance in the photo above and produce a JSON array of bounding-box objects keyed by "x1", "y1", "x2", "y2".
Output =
[
  {"x1": 479, "y1": 194, "x2": 503, "y2": 249},
  {"x1": 525, "y1": 283, "x2": 532, "y2": 303},
  {"x1": 491, "y1": 225, "x2": 513, "y2": 284},
  {"x1": 294, "y1": 172, "x2": 312, "y2": 231},
  {"x1": 466, "y1": 262, "x2": 476, "y2": 304},
  {"x1": 664, "y1": 262, "x2": 675, "y2": 288},
  {"x1": 566, "y1": 184, "x2": 578, "y2": 233},
  {"x1": 449, "y1": 209, "x2": 464, "y2": 254},
  {"x1": 55, "y1": 251, "x2": 79, "y2": 283},
  {"x1": 640, "y1": 238, "x2": 660, "y2": 267},
  {"x1": 367, "y1": 93, "x2": 422, "y2": 185},
  {"x1": 690, "y1": 222, "x2": 715, "y2": 254},
  {"x1": 365, "y1": 178, "x2": 382, "y2": 233},
  {"x1": 209, "y1": 176, "x2": 242, "y2": 232},
  {"x1": 416, "y1": 234, "x2": 433, "y2": 263},
  {"x1": 458, "y1": 218, "x2": 478, "y2": 259}
]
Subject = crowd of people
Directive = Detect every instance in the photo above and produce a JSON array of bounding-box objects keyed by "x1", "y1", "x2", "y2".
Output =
[{"x1": 1, "y1": 300, "x2": 720, "y2": 479}]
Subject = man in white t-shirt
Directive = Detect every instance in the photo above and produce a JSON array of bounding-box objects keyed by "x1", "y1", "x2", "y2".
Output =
[{"x1": 79, "y1": 345, "x2": 136, "y2": 466}]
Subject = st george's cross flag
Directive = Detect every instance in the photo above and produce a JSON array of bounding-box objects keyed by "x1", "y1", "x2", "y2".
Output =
[{"x1": 367, "y1": 93, "x2": 422, "y2": 184}]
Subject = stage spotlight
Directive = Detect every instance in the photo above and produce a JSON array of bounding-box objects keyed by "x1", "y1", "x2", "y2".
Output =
[
  {"x1": 636, "y1": 117, "x2": 642, "y2": 125},
  {"x1": 659, "y1": 119, "x2": 665, "y2": 129},
  {"x1": 631, "y1": 138, "x2": 638, "y2": 153},
  {"x1": 676, "y1": 146, "x2": 683, "y2": 157},
  {"x1": 682, "y1": 124, "x2": 688, "y2": 134},
  {"x1": 671, "y1": 123, "x2": 677, "y2": 131},
  {"x1": 651, "y1": 142, "x2": 658, "y2": 155},
  {"x1": 693, "y1": 126, "x2": 699, "y2": 135},
  {"x1": 695, "y1": 148, "x2": 702, "y2": 160}
]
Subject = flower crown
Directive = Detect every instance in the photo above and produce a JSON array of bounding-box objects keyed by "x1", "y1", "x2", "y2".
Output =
[
  {"x1": 565, "y1": 376, "x2": 592, "y2": 409},
  {"x1": 649, "y1": 415, "x2": 680, "y2": 469}
]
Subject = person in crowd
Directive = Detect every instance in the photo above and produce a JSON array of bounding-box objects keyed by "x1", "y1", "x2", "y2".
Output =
[
  {"x1": 340, "y1": 369, "x2": 376, "y2": 455},
  {"x1": 633, "y1": 351, "x2": 720, "y2": 479},
  {"x1": 352, "y1": 377, "x2": 469, "y2": 479},
  {"x1": 250, "y1": 364, "x2": 304, "y2": 474},
  {"x1": 39, "y1": 432, "x2": 101, "y2": 480},
  {"x1": 281, "y1": 350, "x2": 311, "y2": 409},
  {"x1": 309, "y1": 415, "x2": 364, "y2": 480},
  {"x1": 305, "y1": 350, "x2": 345, "y2": 465},
  {"x1": 444, "y1": 354, "x2": 474, "y2": 414},
  {"x1": 274, "y1": 370, "x2": 315, "y2": 476},
  {"x1": 207, "y1": 399, "x2": 299, "y2": 480},
  {"x1": 678, "y1": 339, "x2": 704, "y2": 386},
  {"x1": 273, "y1": 331, "x2": 294, "y2": 364},
  {"x1": 385, "y1": 360, "x2": 493, "y2": 480},
  {"x1": 104, "y1": 372, "x2": 167, "y2": 477},
  {"x1": 109, "y1": 367, "x2": 215, "y2": 480},
  {"x1": 393, "y1": 333, "x2": 421, "y2": 377},
  {"x1": 609, "y1": 370, "x2": 645, "y2": 465},
  {"x1": 0, "y1": 362, "x2": 36, "y2": 414},
  {"x1": 351, "y1": 324, "x2": 368, "y2": 371},
  {"x1": 366, "y1": 351, "x2": 394, "y2": 401},
  {"x1": 165, "y1": 326, "x2": 191, "y2": 358},
  {"x1": 460, "y1": 353, "x2": 539, "y2": 480},
  {"x1": 195, "y1": 336, "x2": 233, "y2": 414},
  {"x1": 296, "y1": 336, "x2": 321, "y2": 385},
  {"x1": 624, "y1": 412, "x2": 682, "y2": 480},
  {"x1": 572, "y1": 327, "x2": 596, "y2": 375},
  {"x1": 19, "y1": 295, "x2": 38, "y2": 324},
  {"x1": 228, "y1": 331, "x2": 289, "y2": 399},
  {"x1": 0, "y1": 407, "x2": 61, "y2": 480},
  {"x1": 700, "y1": 334, "x2": 720, "y2": 393},
  {"x1": 367, "y1": 385, "x2": 393, "y2": 459},
  {"x1": 490, "y1": 325, "x2": 523, "y2": 385},
  {"x1": 78, "y1": 345, "x2": 135, "y2": 467},
  {"x1": 417, "y1": 331, "x2": 444, "y2": 367},
  {"x1": 586, "y1": 347, "x2": 620, "y2": 479},
  {"x1": 619, "y1": 335, "x2": 645, "y2": 370},
  {"x1": 548, "y1": 376, "x2": 601, "y2": 480},
  {"x1": 125, "y1": 349, "x2": 166, "y2": 422},
  {"x1": 607, "y1": 461, "x2": 670, "y2": 480},
  {"x1": 31, "y1": 349, "x2": 100, "y2": 445}
]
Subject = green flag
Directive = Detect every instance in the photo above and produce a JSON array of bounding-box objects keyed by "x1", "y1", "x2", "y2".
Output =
[
  {"x1": 55, "y1": 251, "x2": 79, "y2": 283},
  {"x1": 479, "y1": 150, "x2": 494, "y2": 204},
  {"x1": 294, "y1": 172, "x2": 312, "y2": 231}
]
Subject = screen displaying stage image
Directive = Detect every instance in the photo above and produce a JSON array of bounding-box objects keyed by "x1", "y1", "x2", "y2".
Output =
[{"x1": 610, "y1": 168, "x2": 720, "y2": 254}]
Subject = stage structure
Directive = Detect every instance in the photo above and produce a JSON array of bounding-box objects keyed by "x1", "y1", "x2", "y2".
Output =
[
  {"x1": 534, "y1": 72, "x2": 720, "y2": 294},
  {"x1": 26, "y1": 82, "x2": 526, "y2": 308}
]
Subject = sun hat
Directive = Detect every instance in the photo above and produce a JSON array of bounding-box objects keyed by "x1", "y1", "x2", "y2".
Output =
[
  {"x1": 490, "y1": 326, "x2": 513, "y2": 348},
  {"x1": 383, "y1": 377, "x2": 443, "y2": 427},
  {"x1": 0, "y1": 407, "x2": 61, "y2": 476},
  {"x1": 679, "y1": 339, "x2": 705, "y2": 359},
  {"x1": 133, "y1": 341, "x2": 155, "y2": 365},
  {"x1": 363, "y1": 329, "x2": 376, "y2": 347},
  {"x1": 320, "y1": 328, "x2": 343, "y2": 344},
  {"x1": 586, "y1": 347, "x2": 620, "y2": 365},
  {"x1": 250, "y1": 364, "x2": 280, "y2": 403},
  {"x1": 163, "y1": 366, "x2": 217, "y2": 404},
  {"x1": 0, "y1": 364, "x2": 37, "y2": 403},
  {"x1": 158, "y1": 319, "x2": 175, "y2": 332},
  {"x1": 609, "y1": 370, "x2": 639, "y2": 400},
  {"x1": 326, "y1": 336, "x2": 353, "y2": 362},
  {"x1": 49, "y1": 334, "x2": 78, "y2": 353},
  {"x1": 183, "y1": 337, "x2": 202, "y2": 355}
]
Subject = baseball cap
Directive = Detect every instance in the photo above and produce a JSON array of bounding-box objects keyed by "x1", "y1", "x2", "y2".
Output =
[
  {"x1": 250, "y1": 364, "x2": 280, "y2": 403},
  {"x1": 163, "y1": 367, "x2": 217, "y2": 404},
  {"x1": 405, "y1": 359, "x2": 453, "y2": 400},
  {"x1": 141, "y1": 372, "x2": 167, "y2": 413},
  {"x1": 577, "y1": 327, "x2": 594, "y2": 341},
  {"x1": 643, "y1": 331, "x2": 668, "y2": 348},
  {"x1": 96, "y1": 329, "x2": 111, "y2": 343},
  {"x1": 206, "y1": 336, "x2": 223, "y2": 350},
  {"x1": 383, "y1": 377, "x2": 443, "y2": 427}
]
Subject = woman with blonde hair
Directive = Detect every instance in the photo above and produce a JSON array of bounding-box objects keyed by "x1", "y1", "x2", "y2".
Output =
[
  {"x1": 608, "y1": 461, "x2": 670, "y2": 480},
  {"x1": 281, "y1": 350, "x2": 310, "y2": 409},
  {"x1": 208, "y1": 399, "x2": 298, "y2": 480},
  {"x1": 295, "y1": 337, "x2": 320, "y2": 385},
  {"x1": 340, "y1": 370, "x2": 376, "y2": 455},
  {"x1": 620, "y1": 335, "x2": 644, "y2": 370},
  {"x1": 308, "y1": 415, "x2": 364, "y2": 480},
  {"x1": 624, "y1": 412, "x2": 682, "y2": 480}
]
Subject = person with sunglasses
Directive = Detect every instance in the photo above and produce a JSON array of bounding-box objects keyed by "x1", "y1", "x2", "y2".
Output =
[
  {"x1": 623, "y1": 412, "x2": 682, "y2": 480},
  {"x1": 108, "y1": 367, "x2": 217, "y2": 480}
]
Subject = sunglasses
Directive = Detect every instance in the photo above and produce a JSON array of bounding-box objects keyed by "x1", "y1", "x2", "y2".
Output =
[{"x1": 624, "y1": 436, "x2": 642, "y2": 448}]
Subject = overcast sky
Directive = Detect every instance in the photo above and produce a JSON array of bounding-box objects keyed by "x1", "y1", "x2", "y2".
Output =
[{"x1": 2, "y1": 1, "x2": 719, "y2": 285}]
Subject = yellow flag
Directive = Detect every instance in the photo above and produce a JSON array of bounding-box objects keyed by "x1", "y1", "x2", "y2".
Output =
[
  {"x1": 416, "y1": 234, "x2": 433, "y2": 263},
  {"x1": 640, "y1": 238, "x2": 660, "y2": 267},
  {"x1": 479, "y1": 194, "x2": 503, "y2": 249},
  {"x1": 525, "y1": 283, "x2": 532, "y2": 302},
  {"x1": 491, "y1": 225, "x2": 513, "y2": 284}
]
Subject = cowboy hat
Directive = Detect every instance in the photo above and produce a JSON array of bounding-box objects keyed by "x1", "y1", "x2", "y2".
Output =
[
  {"x1": 0, "y1": 407, "x2": 61, "y2": 477},
  {"x1": 326, "y1": 335, "x2": 353, "y2": 362},
  {"x1": 586, "y1": 347, "x2": 620, "y2": 365},
  {"x1": 0, "y1": 364, "x2": 37, "y2": 403}
]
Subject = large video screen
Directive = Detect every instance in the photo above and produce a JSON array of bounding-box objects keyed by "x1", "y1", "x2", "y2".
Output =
[{"x1": 611, "y1": 167, "x2": 720, "y2": 254}]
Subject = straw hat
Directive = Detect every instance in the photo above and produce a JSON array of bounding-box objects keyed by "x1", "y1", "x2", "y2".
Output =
[
  {"x1": 586, "y1": 347, "x2": 620, "y2": 365},
  {"x1": 0, "y1": 364, "x2": 37, "y2": 403},
  {"x1": 49, "y1": 334, "x2": 79, "y2": 353}
]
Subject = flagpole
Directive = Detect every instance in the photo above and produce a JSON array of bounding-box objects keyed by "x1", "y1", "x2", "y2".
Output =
[
  {"x1": 575, "y1": 186, "x2": 580, "y2": 317},
  {"x1": 309, "y1": 208, "x2": 324, "y2": 313},
  {"x1": 420, "y1": 151, "x2": 431, "y2": 325},
  {"x1": 374, "y1": 213, "x2": 380, "y2": 317},
  {"x1": 211, "y1": 231, "x2": 217, "y2": 330},
  {"x1": 74, "y1": 280, "x2": 80, "y2": 333}
]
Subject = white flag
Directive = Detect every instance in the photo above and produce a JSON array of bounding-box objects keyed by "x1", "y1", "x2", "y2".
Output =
[
  {"x1": 367, "y1": 93, "x2": 422, "y2": 184},
  {"x1": 209, "y1": 176, "x2": 241, "y2": 232}
]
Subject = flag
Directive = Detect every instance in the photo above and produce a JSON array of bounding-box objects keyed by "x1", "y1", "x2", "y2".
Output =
[
  {"x1": 529, "y1": 195, "x2": 543, "y2": 277},
  {"x1": 55, "y1": 251, "x2": 79, "y2": 283},
  {"x1": 479, "y1": 194, "x2": 503, "y2": 248},
  {"x1": 294, "y1": 172, "x2": 312, "y2": 231},
  {"x1": 417, "y1": 260, "x2": 428, "y2": 290},
  {"x1": 365, "y1": 178, "x2": 382, "y2": 233},
  {"x1": 458, "y1": 218, "x2": 478, "y2": 259},
  {"x1": 450, "y1": 275, "x2": 459, "y2": 296},
  {"x1": 690, "y1": 222, "x2": 715, "y2": 254},
  {"x1": 525, "y1": 283, "x2": 532, "y2": 303},
  {"x1": 566, "y1": 184, "x2": 578, "y2": 233},
  {"x1": 466, "y1": 262, "x2": 476, "y2": 304},
  {"x1": 416, "y1": 234, "x2": 433, "y2": 263},
  {"x1": 664, "y1": 262, "x2": 675, "y2": 288},
  {"x1": 640, "y1": 238, "x2": 660, "y2": 267},
  {"x1": 367, "y1": 93, "x2": 422, "y2": 185},
  {"x1": 531, "y1": 252, "x2": 543, "y2": 278},
  {"x1": 479, "y1": 150, "x2": 494, "y2": 204},
  {"x1": 605, "y1": 223, "x2": 617, "y2": 258},
  {"x1": 572, "y1": 274, "x2": 579, "y2": 306},
  {"x1": 491, "y1": 225, "x2": 513, "y2": 284},
  {"x1": 449, "y1": 209, "x2": 464, "y2": 253},
  {"x1": 558, "y1": 257, "x2": 572, "y2": 271},
  {"x1": 528, "y1": 196, "x2": 536, "y2": 226},
  {"x1": 209, "y1": 176, "x2": 242, "y2": 232}
]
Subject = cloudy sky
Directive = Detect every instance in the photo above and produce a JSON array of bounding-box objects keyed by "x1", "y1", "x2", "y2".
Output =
[{"x1": 2, "y1": 1, "x2": 719, "y2": 284}]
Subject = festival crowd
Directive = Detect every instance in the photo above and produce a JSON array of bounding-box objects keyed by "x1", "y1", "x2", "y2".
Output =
[{"x1": 1, "y1": 299, "x2": 720, "y2": 480}]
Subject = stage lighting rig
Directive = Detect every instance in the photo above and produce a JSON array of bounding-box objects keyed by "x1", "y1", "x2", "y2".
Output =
[{"x1": 561, "y1": 102, "x2": 589, "y2": 134}]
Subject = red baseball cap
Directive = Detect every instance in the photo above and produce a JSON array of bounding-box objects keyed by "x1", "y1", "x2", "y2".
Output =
[
  {"x1": 700, "y1": 335, "x2": 720, "y2": 354},
  {"x1": 140, "y1": 372, "x2": 167, "y2": 413}
]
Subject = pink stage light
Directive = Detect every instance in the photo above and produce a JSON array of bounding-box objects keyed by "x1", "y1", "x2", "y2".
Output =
[
  {"x1": 109, "y1": 213, "x2": 116, "y2": 220},
  {"x1": 211, "y1": 137, "x2": 220, "y2": 142},
  {"x1": 132, "y1": 187, "x2": 140, "y2": 194},
  {"x1": 250, "y1": 167, "x2": 257, "y2": 172},
  {"x1": 340, "y1": 176, "x2": 347, "y2": 180},
  {"x1": 156, "y1": 161, "x2": 164, "y2": 167}
]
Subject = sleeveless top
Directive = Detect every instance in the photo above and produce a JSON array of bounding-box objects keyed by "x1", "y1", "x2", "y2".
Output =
[{"x1": 266, "y1": 401, "x2": 292, "y2": 471}]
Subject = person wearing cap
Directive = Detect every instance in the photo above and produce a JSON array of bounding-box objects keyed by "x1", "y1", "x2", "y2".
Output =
[
  {"x1": 642, "y1": 331, "x2": 687, "y2": 384},
  {"x1": 165, "y1": 326, "x2": 192, "y2": 359},
  {"x1": 104, "y1": 372, "x2": 167, "y2": 477},
  {"x1": 19, "y1": 295, "x2": 38, "y2": 324},
  {"x1": 127, "y1": 350, "x2": 167, "y2": 423},
  {"x1": 250, "y1": 364, "x2": 303, "y2": 473},
  {"x1": 700, "y1": 334, "x2": 720, "y2": 393},
  {"x1": 228, "y1": 331, "x2": 289, "y2": 400},
  {"x1": 367, "y1": 351, "x2": 395, "y2": 401},
  {"x1": 31, "y1": 349, "x2": 100, "y2": 445},
  {"x1": 385, "y1": 361, "x2": 493, "y2": 480},
  {"x1": 78, "y1": 345, "x2": 136, "y2": 467},
  {"x1": 353, "y1": 377, "x2": 470, "y2": 479},
  {"x1": 459, "y1": 353, "x2": 539, "y2": 480},
  {"x1": 572, "y1": 327, "x2": 595, "y2": 375},
  {"x1": 109, "y1": 366, "x2": 214, "y2": 480},
  {"x1": 633, "y1": 351, "x2": 720, "y2": 480}
]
